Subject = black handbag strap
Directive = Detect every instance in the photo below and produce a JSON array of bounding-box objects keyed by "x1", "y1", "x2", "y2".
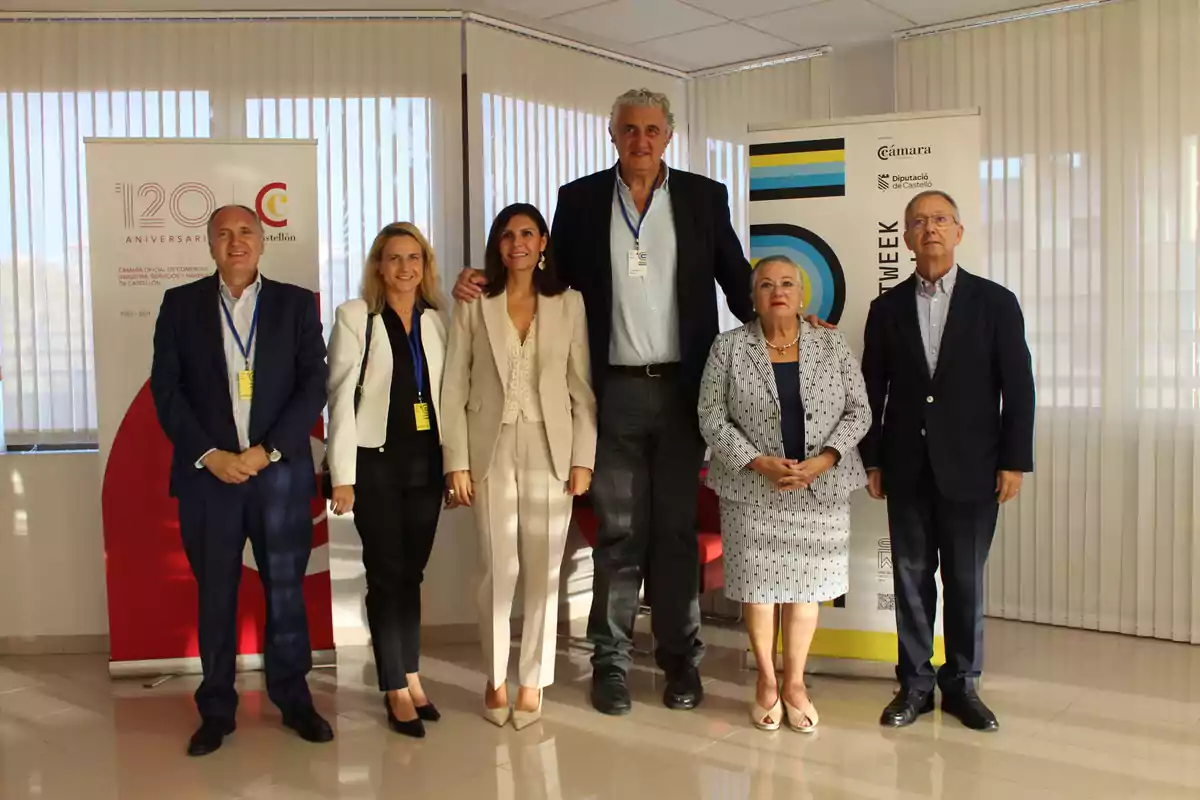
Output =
[{"x1": 352, "y1": 313, "x2": 375, "y2": 415}]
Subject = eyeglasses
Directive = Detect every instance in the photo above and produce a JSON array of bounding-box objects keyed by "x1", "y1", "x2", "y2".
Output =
[{"x1": 907, "y1": 214, "x2": 958, "y2": 230}]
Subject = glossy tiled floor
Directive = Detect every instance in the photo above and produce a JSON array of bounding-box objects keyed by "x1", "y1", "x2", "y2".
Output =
[{"x1": 2, "y1": 619, "x2": 1200, "y2": 799}]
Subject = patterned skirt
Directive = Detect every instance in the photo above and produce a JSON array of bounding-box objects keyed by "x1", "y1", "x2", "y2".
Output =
[{"x1": 719, "y1": 498, "x2": 851, "y2": 605}]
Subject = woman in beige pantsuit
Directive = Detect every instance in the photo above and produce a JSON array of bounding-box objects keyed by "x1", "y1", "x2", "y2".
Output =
[{"x1": 442, "y1": 203, "x2": 597, "y2": 730}]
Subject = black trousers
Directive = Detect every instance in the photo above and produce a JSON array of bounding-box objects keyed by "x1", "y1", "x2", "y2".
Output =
[
  {"x1": 586, "y1": 371, "x2": 706, "y2": 676},
  {"x1": 178, "y1": 466, "x2": 315, "y2": 723},
  {"x1": 353, "y1": 453, "x2": 443, "y2": 692},
  {"x1": 887, "y1": 456, "x2": 999, "y2": 694}
]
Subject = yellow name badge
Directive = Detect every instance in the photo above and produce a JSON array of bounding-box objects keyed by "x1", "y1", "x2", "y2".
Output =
[
  {"x1": 238, "y1": 370, "x2": 254, "y2": 400},
  {"x1": 414, "y1": 402, "x2": 431, "y2": 432}
]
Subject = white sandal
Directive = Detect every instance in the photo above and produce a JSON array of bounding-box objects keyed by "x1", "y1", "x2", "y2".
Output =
[
  {"x1": 751, "y1": 697, "x2": 783, "y2": 731},
  {"x1": 783, "y1": 695, "x2": 819, "y2": 733}
]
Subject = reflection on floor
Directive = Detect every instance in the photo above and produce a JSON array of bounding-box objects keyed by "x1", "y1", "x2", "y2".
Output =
[{"x1": 2, "y1": 619, "x2": 1199, "y2": 799}]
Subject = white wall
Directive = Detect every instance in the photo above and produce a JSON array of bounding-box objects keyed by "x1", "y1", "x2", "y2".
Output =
[{"x1": 0, "y1": 453, "x2": 108, "y2": 643}]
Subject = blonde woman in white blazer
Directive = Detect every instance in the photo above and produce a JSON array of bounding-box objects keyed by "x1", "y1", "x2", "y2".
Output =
[
  {"x1": 442, "y1": 203, "x2": 597, "y2": 730},
  {"x1": 326, "y1": 223, "x2": 448, "y2": 740}
]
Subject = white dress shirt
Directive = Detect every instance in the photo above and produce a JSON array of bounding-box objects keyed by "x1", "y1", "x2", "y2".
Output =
[
  {"x1": 196, "y1": 273, "x2": 261, "y2": 468},
  {"x1": 915, "y1": 264, "x2": 958, "y2": 375},
  {"x1": 608, "y1": 164, "x2": 680, "y2": 366}
]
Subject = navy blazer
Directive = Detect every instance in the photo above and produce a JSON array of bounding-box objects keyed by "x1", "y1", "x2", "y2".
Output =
[
  {"x1": 150, "y1": 273, "x2": 328, "y2": 500},
  {"x1": 858, "y1": 268, "x2": 1035, "y2": 503},
  {"x1": 549, "y1": 166, "x2": 756, "y2": 409}
]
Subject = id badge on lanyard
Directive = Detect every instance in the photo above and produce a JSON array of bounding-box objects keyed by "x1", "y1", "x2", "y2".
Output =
[
  {"x1": 221, "y1": 293, "x2": 260, "y2": 402},
  {"x1": 409, "y1": 312, "x2": 432, "y2": 432},
  {"x1": 620, "y1": 179, "x2": 657, "y2": 279}
]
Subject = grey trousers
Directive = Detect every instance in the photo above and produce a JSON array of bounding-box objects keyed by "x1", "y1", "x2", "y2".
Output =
[{"x1": 586, "y1": 371, "x2": 706, "y2": 676}]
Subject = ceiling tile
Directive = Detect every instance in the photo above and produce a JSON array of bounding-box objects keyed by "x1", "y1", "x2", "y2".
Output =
[
  {"x1": 680, "y1": 0, "x2": 826, "y2": 20},
  {"x1": 553, "y1": 0, "x2": 727, "y2": 44},
  {"x1": 871, "y1": 0, "x2": 1027, "y2": 27},
  {"x1": 480, "y1": 0, "x2": 612, "y2": 19},
  {"x1": 746, "y1": 0, "x2": 913, "y2": 48},
  {"x1": 637, "y1": 22, "x2": 797, "y2": 70}
]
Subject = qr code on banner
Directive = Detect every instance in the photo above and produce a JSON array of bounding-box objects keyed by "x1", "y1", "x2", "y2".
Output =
[{"x1": 877, "y1": 593, "x2": 896, "y2": 611}]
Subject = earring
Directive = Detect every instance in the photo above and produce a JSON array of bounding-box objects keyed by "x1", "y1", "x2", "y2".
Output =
[{"x1": 537, "y1": 252, "x2": 546, "y2": 270}]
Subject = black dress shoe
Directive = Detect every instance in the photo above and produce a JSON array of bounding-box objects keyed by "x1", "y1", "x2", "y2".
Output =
[
  {"x1": 385, "y1": 697, "x2": 426, "y2": 738},
  {"x1": 187, "y1": 718, "x2": 236, "y2": 757},
  {"x1": 415, "y1": 702, "x2": 441, "y2": 723},
  {"x1": 590, "y1": 668, "x2": 632, "y2": 716},
  {"x1": 663, "y1": 668, "x2": 704, "y2": 711},
  {"x1": 941, "y1": 690, "x2": 999, "y2": 732},
  {"x1": 282, "y1": 706, "x2": 335, "y2": 743},
  {"x1": 880, "y1": 688, "x2": 934, "y2": 728}
]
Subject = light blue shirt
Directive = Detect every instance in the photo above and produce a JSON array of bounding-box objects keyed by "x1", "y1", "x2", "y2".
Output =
[
  {"x1": 609, "y1": 164, "x2": 680, "y2": 366},
  {"x1": 915, "y1": 264, "x2": 957, "y2": 375}
]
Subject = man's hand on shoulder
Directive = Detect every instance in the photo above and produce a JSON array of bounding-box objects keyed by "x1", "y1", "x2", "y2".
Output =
[
  {"x1": 452, "y1": 268, "x2": 487, "y2": 303},
  {"x1": 202, "y1": 450, "x2": 257, "y2": 484},
  {"x1": 805, "y1": 314, "x2": 836, "y2": 330}
]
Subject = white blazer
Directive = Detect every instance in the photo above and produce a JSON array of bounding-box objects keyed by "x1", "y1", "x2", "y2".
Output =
[
  {"x1": 326, "y1": 297, "x2": 448, "y2": 487},
  {"x1": 699, "y1": 319, "x2": 870, "y2": 507},
  {"x1": 441, "y1": 289, "x2": 597, "y2": 483}
]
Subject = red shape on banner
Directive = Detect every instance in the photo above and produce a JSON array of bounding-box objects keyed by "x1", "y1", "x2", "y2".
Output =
[{"x1": 102, "y1": 381, "x2": 334, "y2": 664}]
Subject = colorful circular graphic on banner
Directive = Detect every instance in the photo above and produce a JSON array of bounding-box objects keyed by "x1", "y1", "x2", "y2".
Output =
[{"x1": 749, "y1": 223, "x2": 846, "y2": 324}]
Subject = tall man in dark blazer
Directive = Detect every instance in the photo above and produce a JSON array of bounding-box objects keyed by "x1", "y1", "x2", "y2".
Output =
[
  {"x1": 151, "y1": 204, "x2": 333, "y2": 756},
  {"x1": 455, "y1": 89, "x2": 755, "y2": 715},
  {"x1": 860, "y1": 190, "x2": 1035, "y2": 732}
]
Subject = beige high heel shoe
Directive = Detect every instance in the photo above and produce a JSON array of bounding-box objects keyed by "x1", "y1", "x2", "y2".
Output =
[
  {"x1": 483, "y1": 684, "x2": 511, "y2": 727},
  {"x1": 750, "y1": 696, "x2": 783, "y2": 731},
  {"x1": 512, "y1": 691, "x2": 543, "y2": 731},
  {"x1": 783, "y1": 694, "x2": 819, "y2": 733}
]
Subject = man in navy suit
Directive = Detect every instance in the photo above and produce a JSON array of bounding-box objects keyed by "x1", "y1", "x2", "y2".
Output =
[
  {"x1": 860, "y1": 190, "x2": 1035, "y2": 733},
  {"x1": 150, "y1": 204, "x2": 332, "y2": 756}
]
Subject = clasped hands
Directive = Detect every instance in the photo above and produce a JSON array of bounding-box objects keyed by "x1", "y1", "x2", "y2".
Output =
[
  {"x1": 750, "y1": 452, "x2": 836, "y2": 491},
  {"x1": 202, "y1": 446, "x2": 271, "y2": 485}
]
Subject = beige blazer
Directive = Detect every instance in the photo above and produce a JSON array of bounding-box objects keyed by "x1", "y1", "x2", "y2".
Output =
[
  {"x1": 326, "y1": 298, "x2": 448, "y2": 487},
  {"x1": 441, "y1": 289, "x2": 597, "y2": 483}
]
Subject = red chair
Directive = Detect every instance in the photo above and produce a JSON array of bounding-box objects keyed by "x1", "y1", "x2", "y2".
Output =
[{"x1": 696, "y1": 470, "x2": 724, "y2": 594}]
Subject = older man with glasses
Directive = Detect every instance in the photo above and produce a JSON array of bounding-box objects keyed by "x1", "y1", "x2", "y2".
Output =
[{"x1": 860, "y1": 189, "x2": 1035, "y2": 733}]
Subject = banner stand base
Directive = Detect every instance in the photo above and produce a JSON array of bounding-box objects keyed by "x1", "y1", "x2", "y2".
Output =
[{"x1": 109, "y1": 649, "x2": 337, "y2": 681}]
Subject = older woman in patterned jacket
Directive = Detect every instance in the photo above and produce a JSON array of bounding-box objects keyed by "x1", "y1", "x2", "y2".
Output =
[{"x1": 698, "y1": 255, "x2": 871, "y2": 733}]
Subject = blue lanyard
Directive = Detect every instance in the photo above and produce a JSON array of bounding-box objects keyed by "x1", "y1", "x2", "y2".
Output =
[
  {"x1": 618, "y1": 174, "x2": 660, "y2": 249},
  {"x1": 408, "y1": 307, "x2": 424, "y2": 402},
  {"x1": 219, "y1": 290, "x2": 260, "y2": 370}
]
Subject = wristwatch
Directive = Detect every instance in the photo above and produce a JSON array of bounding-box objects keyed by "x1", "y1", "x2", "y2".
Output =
[{"x1": 263, "y1": 442, "x2": 282, "y2": 463}]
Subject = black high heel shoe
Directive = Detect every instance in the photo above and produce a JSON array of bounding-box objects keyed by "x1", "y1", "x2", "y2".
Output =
[
  {"x1": 385, "y1": 696, "x2": 426, "y2": 738},
  {"x1": 415, "y1": 703, "x2": 441, "y2": 722}
]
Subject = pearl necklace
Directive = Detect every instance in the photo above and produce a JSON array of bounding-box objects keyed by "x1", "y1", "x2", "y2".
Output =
[{"x1": 765, "y1": 332, "x2": 800, "y2": 353}]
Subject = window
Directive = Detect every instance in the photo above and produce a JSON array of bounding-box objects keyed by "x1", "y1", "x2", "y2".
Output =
[
  {"x1": 479, "y1": 92, "x2": 687, "y2": 245},
  {"x1": 0, "y1": 90, "x2": 211, "y2": 447},
  {"x1": 246, "y1": 96, "x2": 435, "y2": 336}
]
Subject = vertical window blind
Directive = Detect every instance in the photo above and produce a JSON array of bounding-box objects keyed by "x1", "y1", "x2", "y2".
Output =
[
  {"x1": 466, "y1": 22, "x2": 688, "y2": 263},
  {"x1": 0, "y1": 19, "x2": 463, "y2": 445},
  {"x1": 898, "y1": 0, "x2": 1200, "y2": 644},
  {"x1": 688, "y1": 56, "x2": 832, "y2": 330}
]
